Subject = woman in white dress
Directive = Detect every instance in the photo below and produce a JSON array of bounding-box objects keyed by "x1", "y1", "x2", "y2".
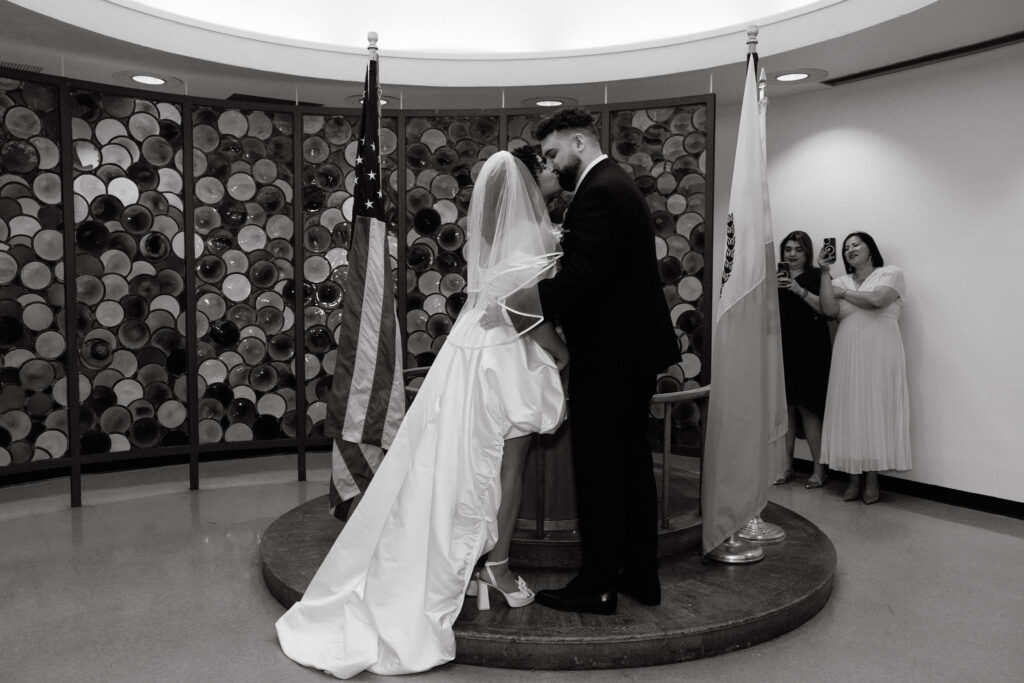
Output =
[
  {"x1": 818, "y1": 232, "x2": 911, "y2": 504},
  {"x1": 275, "y1": 151, "x2": 568, "y2": 678}
]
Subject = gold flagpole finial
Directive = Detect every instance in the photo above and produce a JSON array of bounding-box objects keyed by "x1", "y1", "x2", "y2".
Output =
[{"x1": 746, "y1": 25, "x2": 759, "y2": 54}]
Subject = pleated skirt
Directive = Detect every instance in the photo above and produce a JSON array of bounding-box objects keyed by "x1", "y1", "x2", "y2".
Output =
[{"x1": 821, "y1": 310, "x2": 912, "y2": 474}]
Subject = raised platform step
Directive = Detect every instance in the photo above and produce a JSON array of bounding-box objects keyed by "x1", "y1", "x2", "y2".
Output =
[{"x1": 261, "y1": 490, "x2": 835, "y2": 669}]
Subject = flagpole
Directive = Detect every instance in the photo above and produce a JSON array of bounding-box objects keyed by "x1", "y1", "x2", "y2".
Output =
[
  {"x1": 327, "y1": 31, "x2": 406, "y2": 520},
  {"x1": 368, "y1": 32, "x2": 381, "y2": 144},
  {"x1": 338, "y1": 29, "x2": 381, "y2": 519},
  {"x1": 368, "y1": 31, "x2": 379, "y2": 75},
  {"x1": 704, "y1": 23, "x2": 779, "y2": 564},
  {"x1": 735, "y1": 30, "x2": 788, "y2": 548}
]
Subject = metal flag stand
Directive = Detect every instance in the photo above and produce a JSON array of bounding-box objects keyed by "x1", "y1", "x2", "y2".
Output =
[
  {"x1": 707, "y1": 533, "x2": 764, "y2": 564},
  {"x1": 736, "y1": 46, "x2": 788, "y2": 548},
  {"x1": 737, "y1": 513, "x2": 786, "y2": 544}
]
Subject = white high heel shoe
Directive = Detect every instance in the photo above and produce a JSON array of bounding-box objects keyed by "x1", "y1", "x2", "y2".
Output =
[{"x1": 474, "y1": 559, "x2": 534, "y2": 610}]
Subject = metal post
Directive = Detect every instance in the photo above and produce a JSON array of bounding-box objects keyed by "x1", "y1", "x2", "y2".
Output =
[
  {"x1": 58, "y1": 82, "x2": 82, "y2": 507},
  {"x1": 661, "y1": 404, "x2": 672, "y2": 529},
  {"x1": 291, "y1": 105, "x2": 306, "y2": 482},
  {"x1": 534, "y1": 435, "x2": 545, "y2": 539},
  {"x1": 182, "y1": 100, "x2": 199, "y2": 491}
]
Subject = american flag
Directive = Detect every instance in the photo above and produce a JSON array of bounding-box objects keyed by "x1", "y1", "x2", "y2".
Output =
[{"x1": 324, "y1": 51, "x2": 405, "y2": 520}]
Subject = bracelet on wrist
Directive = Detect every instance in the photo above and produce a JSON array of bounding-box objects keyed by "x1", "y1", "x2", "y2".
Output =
[{"x1": 800, "y1": 289, "x2": 809, "y2": 300}]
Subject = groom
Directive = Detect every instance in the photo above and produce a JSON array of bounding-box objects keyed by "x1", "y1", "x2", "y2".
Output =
[{"x1": 531, "y1": 108, "x2": 678, "y2": 614}]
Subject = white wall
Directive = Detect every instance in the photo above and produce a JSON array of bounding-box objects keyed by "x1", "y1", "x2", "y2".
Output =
[{"x1": 712, "y1": 42, "x2": 1024, "y2": 502}]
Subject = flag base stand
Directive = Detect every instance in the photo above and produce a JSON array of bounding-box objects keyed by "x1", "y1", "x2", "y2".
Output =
[
  {"x1": 706, "y1": 534, "x2": 765, "y2": 564},
  {"x1": 737, "y1": 515, "x2": 786, "y2": 544}
]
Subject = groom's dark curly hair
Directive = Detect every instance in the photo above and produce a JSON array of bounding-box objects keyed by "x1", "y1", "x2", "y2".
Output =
[{"x1": 534, "y1": 107, "x2": 598, "y2": 141}]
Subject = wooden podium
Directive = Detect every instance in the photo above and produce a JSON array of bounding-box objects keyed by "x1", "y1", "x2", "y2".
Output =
[{"x1": 517, "y1": 419, "x2": 577, "y2": 535}]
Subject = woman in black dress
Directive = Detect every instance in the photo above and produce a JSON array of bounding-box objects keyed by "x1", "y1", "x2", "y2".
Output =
[{"x1": 776, "y1": 231, "x2": 832, "y2": 488}]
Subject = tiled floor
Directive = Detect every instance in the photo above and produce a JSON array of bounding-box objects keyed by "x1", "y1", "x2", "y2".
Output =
[{"x1": 2, "y1": 454, "x2": 1021, "y2": 682}]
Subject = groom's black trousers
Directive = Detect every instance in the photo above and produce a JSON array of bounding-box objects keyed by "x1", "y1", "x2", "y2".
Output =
[{"x1": 567, "y1": 372, "x2": 658, "y2": 591}]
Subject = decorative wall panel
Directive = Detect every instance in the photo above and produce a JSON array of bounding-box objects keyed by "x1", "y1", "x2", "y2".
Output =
[
  {"x1": 0, "y1": 77, "x2": 66, "y2": 467},
  {"x1": 69, "y1": 89, "x2": 189, "y2": 453},
  {"x1": 300, "y1": 114, "x2": 399, "y2": 436},
  {"x1": 405, "y1": 115, "x2": 498, "y2": 369},
  {"x1": 610, "y1": 105, "x2": 709, "y2": 446},
  {"x1": 192, "y1": 105, "x2": 296, "y2": 443},
  {"x1": 1, "y1": 65, "x2": 714, "y2": 486}
]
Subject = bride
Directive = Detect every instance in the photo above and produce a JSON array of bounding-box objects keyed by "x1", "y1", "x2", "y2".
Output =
[{"x1": 275, "y1": 151, "x2": 569, "y2": 678}]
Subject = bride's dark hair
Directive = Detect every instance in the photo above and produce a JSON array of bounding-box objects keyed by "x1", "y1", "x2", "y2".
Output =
[
  {"x1": 478, "y1": 162, "x2": 506, "y2": 245},
  {"x1": 510, "y1": 144, "x2": 542, "y2": 181}
]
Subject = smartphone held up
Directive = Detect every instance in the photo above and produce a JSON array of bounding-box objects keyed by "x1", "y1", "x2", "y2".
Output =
[{"x1": 822, "y1": 237, "x2": 837, "y2": 263}]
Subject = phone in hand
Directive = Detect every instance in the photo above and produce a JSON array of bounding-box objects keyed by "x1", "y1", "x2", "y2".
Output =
[
  {"x1": 776, "y1": 262, "x2": 791, "y2": 280},
  {"x1": 822, "y1": 237, "x2": 837, "y2": 262}
]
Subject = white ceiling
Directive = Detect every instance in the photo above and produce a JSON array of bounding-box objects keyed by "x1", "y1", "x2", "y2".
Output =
[
  {"x1": 1, "y1": 0, "x2": 1022, "y2": 109},
  {"x1": 93, "y1": 0, "x2": 852, "y2": 58}
]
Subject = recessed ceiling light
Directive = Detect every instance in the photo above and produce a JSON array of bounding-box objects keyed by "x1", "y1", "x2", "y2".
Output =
[
  {"x1": 112, "y1": 71, "x2": 182, "y2": 88},
  {"x1": 346, "y1": 93, "x2": 392, "y2": 106},
  {"x1": 768, "y1": 68, "x2": 828, "y2": 85},
  {"x1": 520, "y1": 96, "x2": 578, "y2": 108}
]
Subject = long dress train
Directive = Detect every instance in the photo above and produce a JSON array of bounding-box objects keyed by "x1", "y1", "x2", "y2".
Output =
[
  {"x1": 275, "y1": 306, "x2": 564, "y2": 679},
  {"x1": 276, "y1": 150, "x2": 564, "y2": 678}
]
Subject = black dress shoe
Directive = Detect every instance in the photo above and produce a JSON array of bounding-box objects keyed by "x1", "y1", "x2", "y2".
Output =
[
  {"x1": 535, "y1": 586, "x2": 617, "y2": 615},
  {"x1": 615, "y1": 575, "x2": 661, "y2": 606}
]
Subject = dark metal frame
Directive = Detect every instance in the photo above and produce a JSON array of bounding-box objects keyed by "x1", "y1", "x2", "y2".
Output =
[{"x1": 0, "y1": 65, "x2": 715, "y2": 506}]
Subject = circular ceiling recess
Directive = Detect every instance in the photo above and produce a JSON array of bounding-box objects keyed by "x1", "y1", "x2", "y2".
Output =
[{"x1": 10, "y1": 0, "x2": 936, "y2": 85}]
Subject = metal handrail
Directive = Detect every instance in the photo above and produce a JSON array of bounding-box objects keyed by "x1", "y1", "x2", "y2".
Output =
[
  {"x1": 401, "y1": 369, "x2": 708, "y2": 533},
  {"x1": 650, "y1": 385, "x2": 710, "y2": 404},
  {"x1": 652, "y1": 385, "x2": 710, "y2": 529},
  {"x1": 402, "y1": 367, "x2": 430, "y2": 397}
]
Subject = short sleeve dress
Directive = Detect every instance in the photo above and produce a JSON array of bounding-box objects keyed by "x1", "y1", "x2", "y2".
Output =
[
  {"x1": 778, "y1": 267, "x2": 832, "y2": 416},
  {"x1": 820, "y1": 266, "x2": 912, "y2": 473}
]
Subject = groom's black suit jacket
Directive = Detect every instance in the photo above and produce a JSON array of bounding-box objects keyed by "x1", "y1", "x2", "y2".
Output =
[
  {"x1": 538, "y1": 158, "x2": 678, "y2": 385},
  {"x1": 537, "y1": 156, "x2": 678, "y2": 587}
]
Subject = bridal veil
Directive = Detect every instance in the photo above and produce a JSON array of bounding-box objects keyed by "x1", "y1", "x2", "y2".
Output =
[{"x1": 459, "y1": 150, "x2": 560, "y2": 343}]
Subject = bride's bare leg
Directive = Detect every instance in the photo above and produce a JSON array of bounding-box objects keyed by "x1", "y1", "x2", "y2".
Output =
[{"x1": 485, "y1": 434, "x2": 532, "y2": 593}]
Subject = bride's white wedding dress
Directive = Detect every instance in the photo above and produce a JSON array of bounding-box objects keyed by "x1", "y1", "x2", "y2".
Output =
[{"x1": 276, "y1": 151, "x2": 565, "y2": 679}]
